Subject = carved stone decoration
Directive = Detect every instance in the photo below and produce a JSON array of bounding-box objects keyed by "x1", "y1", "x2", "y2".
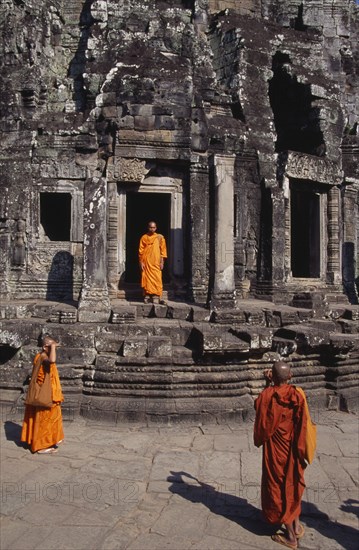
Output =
[
  {"x1": 115, "y1": 158, "x2": 149, "y2": 183},
  {"x1": 327, "y1": 186, "x2": 341, "y2": 284},
  {"x1": 12, "y1": 219, "x2": 26, "y2": 267},
  {"x1": 285, "y1": 151, "x2": 342, "y2": 185}
]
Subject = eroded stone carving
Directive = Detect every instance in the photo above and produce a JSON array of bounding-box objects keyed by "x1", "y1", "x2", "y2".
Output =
[
  {"x1": 285, "y1": 151, "x2": 342, "y2": 185},
  {"x1": 115, "y1": 158, "x2": 149, "y2": 183}
]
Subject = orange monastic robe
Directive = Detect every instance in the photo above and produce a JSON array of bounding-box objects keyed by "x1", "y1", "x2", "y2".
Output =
[
  {"x1": 139, "y1": 232, "x2": 167, "y2": 296},
  {"x1": 254, "y1": 384, "x2": 307, "y2": 524},
  {"x1": 21, "y1": 353, "x2": 64, "y2": 452}
]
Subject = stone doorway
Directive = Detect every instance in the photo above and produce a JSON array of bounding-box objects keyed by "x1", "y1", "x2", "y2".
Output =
[
  {"x1": 291, "y1": 186, "x2": 321, "y2": 278},
  {"x1": 125, "y1": 192, "x2": 171, "y2": 283}
]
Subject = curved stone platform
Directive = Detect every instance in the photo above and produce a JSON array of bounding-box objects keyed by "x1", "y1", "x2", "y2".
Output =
[{"x1": 0, "y1": 299, "x2": 358, "y2": 422}]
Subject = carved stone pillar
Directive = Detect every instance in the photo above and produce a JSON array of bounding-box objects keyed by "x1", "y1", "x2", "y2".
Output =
[
  {"x1": 0, "y1": 222, "x2": 10, "y2": 299},
  {"x1": 210, "y1": 154, "x2": 236, "y2": 308},
  {"x1": 327, "y1": 185, "x2": 341, "y2": 285},
  {"x1": 78, "y1": 176, "x2": 111, "y2": 322},
  {"x1": 0, "y1": 193, "x2": 10, "y2": 299},
  {"x1": 271, "y1": 187, "x2": 286, "y2": 286},
  {"x1": 107, "y1": 180, "x2": 119, "y2": 297},
  {"x1": 189, "y1": 156, "x2": 209, "y2": 304},
  {"x1": 283, "y1": 177, "x2": 291, "y2": 279}
]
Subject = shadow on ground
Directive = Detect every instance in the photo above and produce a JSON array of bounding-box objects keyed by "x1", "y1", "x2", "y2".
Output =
[
  {"x1": 4, "y1": 421, "x2": 27, "y2": 448},
  {"x1": 302, "y1": 501, "x2": 359, "y2": 550},
  {"x1": 168, "y1": 472, "x2": 359, "y2": 550},
  {"x1": 167, "y1": 470, "x2": 273, "y2": 536}
]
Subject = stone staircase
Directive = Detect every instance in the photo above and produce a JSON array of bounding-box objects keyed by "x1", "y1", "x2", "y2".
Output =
[{"x1": 0, "y1": 298, "x2": 358, "y2": 422}]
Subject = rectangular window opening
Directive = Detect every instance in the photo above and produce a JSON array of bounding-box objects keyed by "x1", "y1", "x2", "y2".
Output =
[{"x1": 40, "y1": 192, "x2": 72, "y2": 241}]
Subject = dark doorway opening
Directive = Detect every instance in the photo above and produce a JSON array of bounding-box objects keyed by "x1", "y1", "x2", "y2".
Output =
[
  {"x1": 125, "y1": 192, "x2": 171, "y2": 284},
  {"x1": 40, "y1": 192, "x2": 71, "y2": 241},
  {"x1": 291, "y1": 186, "x2": 320, "y2": 278}
]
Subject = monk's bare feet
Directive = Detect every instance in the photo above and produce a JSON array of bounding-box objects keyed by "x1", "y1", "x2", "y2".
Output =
[
  {"x1": 293, "y1": 522, "x2": 305, "y2": 539},
  {"x1": 37, "y1": 447, "x2": 58, "y2": 454},
  {"x1": 271, "y1": 533, "x2": 298, "y2": 549}
]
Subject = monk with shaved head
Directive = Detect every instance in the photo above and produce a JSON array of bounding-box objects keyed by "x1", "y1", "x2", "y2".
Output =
[
  {"x1": 254, "y1": 361, "x2": 309, "y2": 549},
  {"x1": 139, "y1": 221, "x2": 167, "y2": 304}
]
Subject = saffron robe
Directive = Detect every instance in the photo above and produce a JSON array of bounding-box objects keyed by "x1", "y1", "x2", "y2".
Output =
[
  {"x1": 254, "y1": 384, "x2": 307, "y2": 524},
  {"x1": 139, "y1": 232, "x2": 167, "y2": 296},
  {"x1": 21, "y1": 353, "x2": 64, "y2": 452}
]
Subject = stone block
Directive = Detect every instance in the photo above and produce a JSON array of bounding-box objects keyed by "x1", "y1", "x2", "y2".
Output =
[
  {"x1": 201, "y1": 329, "x2": 249, "y2": 353},
  {"x1": 136, "y1": 304, "x2": 154, "y2": 318},
  {"x1": 118, "y1": 115, "x2": 134, "y2": 129},
  {"x1": 48, "y1": 305, "x2": 78, "y2": 324},
  {"x1": 330, "y1": 334, "x2": 359, "y2": 353},
  {"x1": 95, "y1": 332, "x2": 127, "y2": 353},
  {"x1": 110, "y1": 305, "x2": 136, "y2": 324},
  {"x1": 155, "y1": 115, "x2": 176, "y2": 130},
  {"x1": 211, "y1": 309, "x2": 247, "y2": 324},
  {"x1": 147, "y1": 336, "x2": 172, "y2": 358},
  {"x1": 166, "y1": 305, "x2": 192, "y2": 321},
  {"x1": 56, "y1": 347, "x2": 96, "y2": 365},
  {"x1": 122, "y1": 337, "x2": 147, "y2": 357},
  {"x1": 29, "y1": 303, "x2": 59, "y2": 320},
  {"x1": 96, "y1": 354, "x2": 116, "y2": 368},
  {"x1": 0, "y1": 303, "x2": 31, "y2": 320},
  {"x1": 153, "y1": 304, "x2": 167, "y2": 318},
  {"x1": 172, "y1": 346, "x2": 194, "y2": 364},
  {"x1": 134, "y1": 116, "x2": 155, "y2": 131},
  {"x1": 0, "y1": 320, "x2": 43, "y2": 347},
  {"x1": 264, "y1": 309, "x2": 281, "y2": 327},
  {"x1": 78, "y1": 307, "x2": 110, "y2": 323},
  {"x1": 130, "y1": 104, "x2": 154, "y2": 116},
  {"x1": 191, "y1": 307, "x2": 211, "y2": 322},
  {"x1": 46, "y1": 326, "x2": 95, "y2": 348}
]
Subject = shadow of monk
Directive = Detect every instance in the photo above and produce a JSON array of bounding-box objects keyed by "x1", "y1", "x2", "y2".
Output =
[
  {"x1": 167, "y1": 470, "x2": 273, "y2": 536},
  {"x1": 4, "y1": 421, "x2": 27, "y2": 448}
]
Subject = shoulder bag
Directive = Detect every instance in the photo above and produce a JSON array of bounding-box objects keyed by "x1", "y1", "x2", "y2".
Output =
[
  {"x1": 25, "y1": 355, "x2": 53, "y2": 408},
  {"x1": 296, "y1": 386, "x2": 317, "y2": 464}
]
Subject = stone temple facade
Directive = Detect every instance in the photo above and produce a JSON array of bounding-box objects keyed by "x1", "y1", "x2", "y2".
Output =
[{"x1": 0, "y1": 0, "x2": 358, "y2": 422}]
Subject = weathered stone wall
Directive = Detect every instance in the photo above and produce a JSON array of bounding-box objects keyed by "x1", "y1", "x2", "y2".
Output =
[
  {"x1": 0, "y1": 0, "x2": 358, "y2": 420},
  {"x1": 1, "y1": 0, "x2": 358, "y2": 301}
]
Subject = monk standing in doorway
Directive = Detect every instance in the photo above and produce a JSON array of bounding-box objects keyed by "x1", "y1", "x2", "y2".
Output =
[
  {"x1": 139, "y1": 221, "x2": 167, "y2": 304},
  {"x1": 254, "y1": 361, "x2": 308, "y2": 549}
]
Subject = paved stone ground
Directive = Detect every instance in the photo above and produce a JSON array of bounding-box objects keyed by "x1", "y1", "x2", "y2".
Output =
[{"x1": 0, "y1": 409, "x2": 358, "y2": 550}]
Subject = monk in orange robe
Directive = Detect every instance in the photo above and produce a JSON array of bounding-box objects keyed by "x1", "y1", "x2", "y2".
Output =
[
  {"x1": 21, "y1": 335, "x2": 64, "y2": 454},
  {"x1": 254, "y1": 362, "x2": 308, "y2": 549},
  {"x1": 139, "y1": 220, "x2": 167, "y2": 304}
]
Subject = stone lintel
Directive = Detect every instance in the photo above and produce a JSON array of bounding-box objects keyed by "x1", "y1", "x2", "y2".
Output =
[{"x1": 283, "y1": 151, "x2": 342, "y2": 185}]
